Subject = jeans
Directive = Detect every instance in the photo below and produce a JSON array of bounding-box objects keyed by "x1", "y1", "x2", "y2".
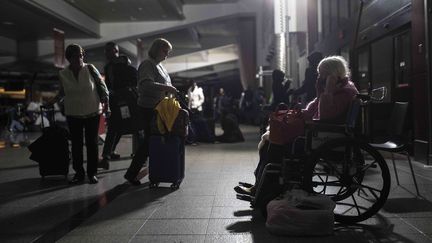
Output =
[{"x1": 124, "y1": 107, "x2": 155, "y2": 180}]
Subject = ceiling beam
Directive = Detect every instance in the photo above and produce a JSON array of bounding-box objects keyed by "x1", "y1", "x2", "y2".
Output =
[
  {"x1": 159, "y1": 0, "x2": 185, "y2": 19},
  {"x1": 175, "y1": 61, "x2": 239, "y2": 79},
  {"x1": 36, "y1": 0, "x2": 258, "y2": 57},
  {"x1": 24, "y1": 0, "x2": 100, "y2": 38},
  {"x1": 164, "y1": 44, "x2": 239, "y2": 73},
  {"x1": 117, "y1": 41, "x2": 138, "y2": 58}
]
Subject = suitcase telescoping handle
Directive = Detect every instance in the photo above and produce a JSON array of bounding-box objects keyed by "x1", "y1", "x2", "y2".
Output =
[{"x1": 40, "y1": 104, "x2": 56, "y2": 129}]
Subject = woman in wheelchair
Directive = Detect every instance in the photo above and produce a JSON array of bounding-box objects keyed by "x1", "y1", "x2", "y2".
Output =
[{"x1": 235, "y1": 55, "x2": 359, "y2": 196}]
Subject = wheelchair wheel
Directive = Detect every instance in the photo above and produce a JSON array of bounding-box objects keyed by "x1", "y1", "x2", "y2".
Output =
[{"x1": 308, "y1": 137, "x2": 390, "y2": 224}]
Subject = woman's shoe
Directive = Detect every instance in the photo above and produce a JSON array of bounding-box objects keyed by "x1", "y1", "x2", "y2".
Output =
[
  {"x1": 124, "y1": 175, "x2": 141, "y2": 186},
  {"x1": 88, "y1": 175, "x2": 99, "y2": 184},
  {"x1": 98, "y1": 158, "x2": 110, "y2": 170},
  {"x1": 110, "y1": 152, "x2": 121, "y2": 160},
  {"x1": 69, "y1": 175, "x2": 84, "y2": 184}
]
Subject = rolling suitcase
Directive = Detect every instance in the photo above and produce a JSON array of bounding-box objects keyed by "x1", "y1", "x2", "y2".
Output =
[
  {"x1": 28, "y1": 105, "x2": 70, "y2": 180},
  {"x1": 148, "y1": 135, "x2": 185, "y2": 189}
]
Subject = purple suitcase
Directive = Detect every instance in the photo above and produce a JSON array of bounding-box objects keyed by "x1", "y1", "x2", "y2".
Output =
[{"x1": 148, "y1": 135, "x2": 185, "y2": 189}]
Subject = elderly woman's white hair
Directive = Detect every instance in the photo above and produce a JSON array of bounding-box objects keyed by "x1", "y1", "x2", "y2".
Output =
[{"x1": 317, "y1": 56, "x2": 350, "y2": 78}]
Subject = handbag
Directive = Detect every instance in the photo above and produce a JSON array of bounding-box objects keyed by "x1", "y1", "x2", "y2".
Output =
[
  {"x1": 268, "y1": 109, "x2": 305, "y2": 145},
  {"x1": 88, "y1": 64, "x2": 109, "y2": 103}
]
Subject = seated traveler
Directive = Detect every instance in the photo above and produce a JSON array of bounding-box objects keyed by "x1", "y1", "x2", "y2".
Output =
[{"x1": 235, "y1": 55, "x2": 359, "y2": 195}]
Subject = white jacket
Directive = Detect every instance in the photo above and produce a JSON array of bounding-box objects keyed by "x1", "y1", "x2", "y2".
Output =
[
  {"x1": 188, "y1": 86, "x2": 204, "y2": 111},
  {"x1": 58, "y1": 64, "x2": 102, "y2": 117}
]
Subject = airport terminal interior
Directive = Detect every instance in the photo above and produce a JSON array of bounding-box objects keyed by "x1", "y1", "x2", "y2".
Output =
[{"x1": 1, "y1": 0, "x2": 432, "y2": 242}]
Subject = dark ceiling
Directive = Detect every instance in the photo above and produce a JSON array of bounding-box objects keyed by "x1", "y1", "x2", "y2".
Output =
[{"x1": 0, "y1": 0, "x2": 96, "y2": 39}]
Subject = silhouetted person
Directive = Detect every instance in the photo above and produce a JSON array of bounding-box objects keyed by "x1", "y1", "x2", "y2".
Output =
[
  {"x1": 99, "y1": 42, "x2": 138, "y2": 170},
  {"x1": 271, "y1": 69, "x2": 291, "y2": 109},
  {"x1": 291, "y1": 52, "x2": 323, "y2": 105}
]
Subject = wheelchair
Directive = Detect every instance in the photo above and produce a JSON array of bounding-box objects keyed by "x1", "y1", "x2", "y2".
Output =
[{"x1": 237, "y1": 88, "x2": 391, "y2": 224}]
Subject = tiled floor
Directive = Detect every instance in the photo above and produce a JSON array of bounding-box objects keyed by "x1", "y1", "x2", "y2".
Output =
[{"x1": 0, "y1": 125, "x2": 432, "y2": 242}]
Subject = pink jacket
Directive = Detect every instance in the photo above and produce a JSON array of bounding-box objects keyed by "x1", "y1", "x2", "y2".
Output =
[{"x1": 302, "y1": 80, "x2": 359, "y2": 123}]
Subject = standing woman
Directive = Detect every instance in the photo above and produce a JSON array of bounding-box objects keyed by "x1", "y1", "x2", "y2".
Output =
[
  {"x1": 124, "y1": 38, "x2": 177, "y2": 185},
  {"x1": 58, "y1": 44, "x2": 108, "y2": 184}
]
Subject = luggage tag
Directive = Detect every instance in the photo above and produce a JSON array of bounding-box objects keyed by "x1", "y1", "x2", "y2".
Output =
[{"x1": 120, "y1": 105, "x2": 131, "y2": 119}]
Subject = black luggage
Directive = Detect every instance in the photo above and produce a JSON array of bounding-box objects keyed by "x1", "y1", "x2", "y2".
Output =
[
  {"x1": 110, "y1": 87, "x2": 141, "y2": 134},
  {"x1": 217, "y1": 113, "x2": 244, "y2": 143},
  {"x1": 189, "y1": 116, "x2": 215, "y2": 143},
  {"x1": 148, "y1": 135, "x2": 185, "y2": 189},
  {"x1": 28, "y1": 105, "x2": 70, "y2": 179}
]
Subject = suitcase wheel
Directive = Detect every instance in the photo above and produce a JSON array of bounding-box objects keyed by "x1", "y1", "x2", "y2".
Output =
[
  {"x1": 170, "y1": 182, "x2": 180, "y2": 190},
  {"x1": 149, "y1": 182, "x2": 159, "y2": 188}
]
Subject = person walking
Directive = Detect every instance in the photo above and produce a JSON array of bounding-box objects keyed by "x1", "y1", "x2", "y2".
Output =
[
  {"x1": 57, "y1": 44, "x2": 109, "y2": 184},
  {"x1": 99, "y1": 42, "x2": 138, "y2": 170},
  {"x1": 124, "y1": 38, "x2": 177, "y2": 185}
]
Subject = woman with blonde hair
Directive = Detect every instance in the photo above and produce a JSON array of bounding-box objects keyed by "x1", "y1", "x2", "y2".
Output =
[
  {"x1": 236, "y1": 55, "x2": 359, "y2": 195},
  {"x1": 124, "y1": 38, "x2": 178, "y2": 185}
]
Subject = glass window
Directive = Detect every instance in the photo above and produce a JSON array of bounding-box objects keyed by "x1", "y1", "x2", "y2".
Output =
[
  {"x1": 394, "y1": 31, "x2": 411, "y2": 87},
  {"x1": 340, "y1": 0, "x2": 349, "y2": 21},
  {"x1": 340, "y1": 45, "x2": 350, "y2": 66},
  {"x1": 330, "y1": 0, "x2": 338, "y2": 30},
  {"x1": 371, "y1": 35, "x2": 393, "y2": 102},
  {"x1": 317, "y1": 0, "x2": 323, "y2": 41},
  {"x1": 350, "y1": 0, "x2": 360, "y2": 17},
  {"x1": 357, "y1": 47, "x2": 370, "y2": 94},
  {"x1": 322, "y1": 0, "x2": 330, "y2": 38}
]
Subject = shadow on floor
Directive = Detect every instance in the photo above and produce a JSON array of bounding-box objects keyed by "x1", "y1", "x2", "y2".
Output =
[
  {"x1": 334, "y1": 217, "x2": 418, "y2": 243},
  {"x1": 0, "y1": 177, "x2": 69, "y2": 206},
  {"x1": 26, "y1": 183, "x2": 173, "y2": 242},
  {"x1": 226, "y1": 209, "x2": 419, "y2": 242},
  {"x1": 383, "y1": 197, "x2": 432, "y2": 213}
]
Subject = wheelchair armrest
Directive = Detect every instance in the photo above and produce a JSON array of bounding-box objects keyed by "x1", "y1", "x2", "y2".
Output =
[
  {"x1": 304, "y1": 121, "x2": 350, "y2": 151},
  {"x1": 304, "y1": 120, "x2": 347, "y2": 134}
]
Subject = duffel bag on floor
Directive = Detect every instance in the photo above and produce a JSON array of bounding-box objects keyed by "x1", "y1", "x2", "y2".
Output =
[{"x1": 265, "y1": 189, "x2": 335, "y2": 236}]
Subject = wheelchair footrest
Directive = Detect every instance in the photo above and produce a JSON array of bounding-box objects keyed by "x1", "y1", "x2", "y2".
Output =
[
  {"x1": 238, "y1": 181, "x2": 254, "y2": 188},
  {"x1": 236, "y1": 193, "x2": 254, "y2": 202}
]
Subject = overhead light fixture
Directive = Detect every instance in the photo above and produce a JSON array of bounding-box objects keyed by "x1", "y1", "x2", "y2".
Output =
[
  {"x1": 107, "y1": 0, "x2": 116, "y2": 2},
  {"x1": 138, "y1": 7, "x2": 143, "y2": 11}
]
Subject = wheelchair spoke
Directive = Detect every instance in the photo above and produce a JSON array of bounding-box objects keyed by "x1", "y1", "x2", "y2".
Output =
[
  {"x1": 310, "y1": 138, "x2": 390, "y2": 224},
  {"x1": 356, "y1": 183, "x2": 382, "y2": 198},
  {"x1": 337, "y1": 185, "x2": 344, "y2": 195},
  {"x1": 351, "y1": 194, "x2": 361, "y2": 215},
  {"x1": 357, "y1": 160, "x2": 378, "y2": 174}
]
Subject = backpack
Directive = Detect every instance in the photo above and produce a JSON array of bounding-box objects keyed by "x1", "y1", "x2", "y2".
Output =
[{"x1": 106, "y1": 56, "x2": 137, "y2": 91}]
